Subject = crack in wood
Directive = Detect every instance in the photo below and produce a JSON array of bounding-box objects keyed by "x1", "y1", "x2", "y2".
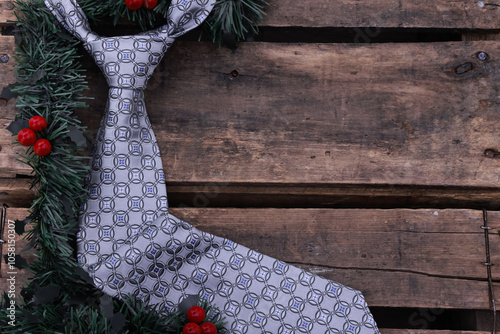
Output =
[{"x1": 288, "y1": 261, "x2": 494, "y2": 282}]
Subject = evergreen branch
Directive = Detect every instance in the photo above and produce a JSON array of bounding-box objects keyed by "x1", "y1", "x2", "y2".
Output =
[
  {"x1": 78, "y1": 0, "x2": 268, "y2": 45},
  {"x1": 203, "y1": 0, "x2": 268, "y2": 45}
]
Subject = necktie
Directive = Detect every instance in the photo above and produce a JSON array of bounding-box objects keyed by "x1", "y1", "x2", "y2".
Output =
[{"x1": 44, "y1": 0, "x2": 380, "y2": 332}]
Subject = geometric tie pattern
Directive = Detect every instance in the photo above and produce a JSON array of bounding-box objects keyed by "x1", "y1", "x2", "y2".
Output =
[{"x1": 44, "y1": 0, "x2": 380, "y2": 332}]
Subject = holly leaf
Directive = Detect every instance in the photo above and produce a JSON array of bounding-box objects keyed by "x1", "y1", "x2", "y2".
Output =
[
  {"x1": 0, "y1": 84, "x2": 20, "y2": 100},
  {"x1": 15, "y1": 219, "x2": 27, "y2": 235},
  {"x1": 6, "y1": 119, "x2": 29, "y2": 135},
  {"x1": 22, "y1": 308, "x2": 41, "y2": 323},
  {"x1": 29, "y1": 69, "x2": 46, "y2": 85},
  {"x1": 110, "y1": 312, "x2": 127, "y2": 334},
  {"x1": 32, "y1": 284, "x2": 60, "y2": 305},
  {"x1": 75, "y1": 266, "x2": 94, "y2": 285},
  {"x1": 61, "y1": 197, "x2": 75, "y2": 217},
  {"x1": 15, "y1": 215, "x2": 33, "y2": 235},
  {"x1": 65, "y1": 294, "x2": 87, "y2": 306},
  {"x1": 178, "y1": 294, "x2": 200, "y2": 314},
  {"x1": 67, "y1": 125, "x2": 87, "y2": 148},
  {"x1": 3, "y1": 254, "x2": 29, "y2": 270},
  {"x1": 100, "y1": 294, "x2": 114, "y2": 321}
]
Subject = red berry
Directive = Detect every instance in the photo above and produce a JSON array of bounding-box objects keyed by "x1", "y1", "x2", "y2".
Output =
[
  {"x1": 33, "y1": 139, "x2": 52, "y2": 156},
  {"x1": 125, "y1": 0, "x2": 142, "y2": 10},
  {"x1": 183, "y1": 322, "x2": 201, "y2": 334},
  {"x1": 143, "y1": 0, "x2": 157, "y2": 9},
  {"x1": 187, "y1": 306, "x2": 206, "y2": 324},
  {"x1": 29, "y1": 116, "x2": 48, "y2": 132},
  {"x1": 17, "y1": 128, "x2": 36, "y2": 146},
  {"x1": 200, "y1": 322, "x2": 217, "y2": 334}
]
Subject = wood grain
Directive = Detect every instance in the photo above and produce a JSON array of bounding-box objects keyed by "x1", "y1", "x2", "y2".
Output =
[
  {"x1": 0, "y1": 208, "x2": 495, "y2": 310},
  {"x1": 381, "y1": 331, "x2": 490, "y2": 334},
  {"x1": 4, "y1": 39, "x2": 500, "y2": 206},
  {"x1": 263, "y1": 0, "x2": 500, "y2": 29},
  {"x1": 0, "y1": 36, "x2": 29, "y2": 178},
  {"x1": 0, "y1": 178, "x2": 34, "y2": 208},
  {"x1": 1, "y1": 0, "x2": 500, "y2": 29},
  {"x1": 0, "y1": 0, "x2": 15, "y2": 25},
  {"x1": 72, "y1": 41, "x2": 500, "y2": 201},
  {"x1": 169, "y1": 208, "x2": 494, "y2": 309}
]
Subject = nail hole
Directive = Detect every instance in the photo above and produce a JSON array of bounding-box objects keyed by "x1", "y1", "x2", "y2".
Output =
[
  {"x1": 484, "y1": 149, "x2": 499, "y2": 158},
  {"x1": 229, "y1": 70, "x2": 239, "y2": 78}
]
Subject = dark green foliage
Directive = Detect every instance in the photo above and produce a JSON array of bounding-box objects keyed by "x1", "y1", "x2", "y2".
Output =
[
  {"x1": 77, "y1": 0, "x2": 268, "y2": 45},
  {"x1": 203, "y1": 0, "x2": 268, "y2": 45},
  {"x1": 9, "y1": 0, "x2": 90, "y2": 289}
]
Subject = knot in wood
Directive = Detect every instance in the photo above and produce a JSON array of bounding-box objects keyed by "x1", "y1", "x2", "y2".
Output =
[{"x1": 454, "y1": 62, "x2": 475, "y2": 75}]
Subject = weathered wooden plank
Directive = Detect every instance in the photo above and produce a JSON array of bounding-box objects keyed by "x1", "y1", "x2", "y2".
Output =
[
  {"x1": 169, "y1": 208, "x2": 492, "y2": 309},
  {"x1": 0, "y1": 178, "x2": 33, "y2": 208},
  {"x1": 305, "y1": 266, "x2": 494, "y2": 310},
  {"x1": 0, "y1": 36, "x2": 29, "y2": 178},
  {"x1": 0, "y1": 0, "x2": 15, "y2": 25},
  {"x1": 146, "y1": 41, "x2": 500, "y2": 190},
  {"x1": 4, "y1": 39, "x2": 500, "y2": 205},
  {"x1": 175, "y1": 208, "x2": 486, "y2": 278},
  {"x1": 0, "y1": 207, "x2": 494, "y2": 310},
  {"x1": 0, "y1": 208, "x2": 34, "y2": 298},
  {"x1": 0, "y1": 214, "x2": 490, "y2": 330},
  {"x1": 382, "y1": 331, "x2": 490, "y2": 334},
  {"x1": 2, "y1": 0, "x2": 500, "y2": 29},
  {"x1": 0, "y1": 132, "x2": 31, "y2": 178},
  {"x1": 77, "y1": 41, "x2": 500, "y2": 191},
  {"x1": 263, "y1": 0, "x2": 500, "y2": 30}
]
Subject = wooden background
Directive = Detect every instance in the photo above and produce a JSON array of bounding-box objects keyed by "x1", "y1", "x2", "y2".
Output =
[{"x1": 1, "y1": 0, "x2": 500, "y2": 332}]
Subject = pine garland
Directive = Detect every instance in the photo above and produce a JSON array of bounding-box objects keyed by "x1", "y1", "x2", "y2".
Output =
[
  {"x1": 77, "y1": 0, "x2": 268, "y2": 44},
  {"x1": 1, "y1": 0, "x2": 266, "y2": 332}
]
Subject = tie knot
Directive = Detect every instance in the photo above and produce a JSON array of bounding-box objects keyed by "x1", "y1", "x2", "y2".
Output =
[{"x1": 88, "y1": 34, "x2": 174, "y2": 89}]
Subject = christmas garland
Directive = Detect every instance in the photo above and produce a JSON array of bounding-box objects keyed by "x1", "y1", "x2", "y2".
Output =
[{"x1": 1, "y1": 0, "x2": 267, "y2": 332}]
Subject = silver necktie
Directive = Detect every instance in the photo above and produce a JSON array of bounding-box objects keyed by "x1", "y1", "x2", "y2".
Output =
[{"x1": 44, "y1": 0, "x2": 380, "y2": 332}]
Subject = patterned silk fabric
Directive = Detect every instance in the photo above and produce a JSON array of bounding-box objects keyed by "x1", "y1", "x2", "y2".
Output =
[{"x1": 44, "y1": 0, "x2": 380, "y2": 332}]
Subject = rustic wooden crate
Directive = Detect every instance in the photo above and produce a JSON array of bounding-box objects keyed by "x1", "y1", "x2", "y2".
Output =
[{"x1": 1, "y1": 0, "x2": 500, "y2": 332}]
